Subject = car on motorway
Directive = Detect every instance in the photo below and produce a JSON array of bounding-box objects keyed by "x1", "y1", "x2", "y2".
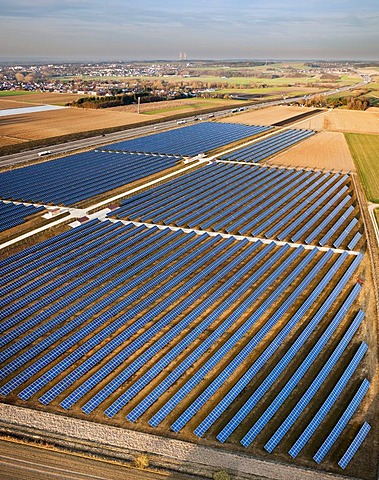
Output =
[
  {"x1": 176, "y1": 120, "x2": 186, "y2": 125},
  {"x1": 38, "y1": 150, "x2": 52, "y2": 157}
]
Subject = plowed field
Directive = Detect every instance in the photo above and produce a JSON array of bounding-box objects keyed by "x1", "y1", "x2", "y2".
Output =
[
  {"x1": 218, "y1": 106, "x2": 320, "y2": 126},
  {"x1": 266, "y1": 131, "x2": 355, "y2": 172},
  {"x1": 0, "y1": 107, "x2": 161, "y2": 147},
  {"x1": 295, "y1": 109, "x2": 379, "y2": 134}
]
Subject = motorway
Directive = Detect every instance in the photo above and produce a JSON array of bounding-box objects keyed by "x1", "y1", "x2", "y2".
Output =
[
  {"x1": 0, "y1": 440, "x2": 193, "y2": 480},
  {"x1": 0, "y1": 75, "x2": 370, "y2": 168}
]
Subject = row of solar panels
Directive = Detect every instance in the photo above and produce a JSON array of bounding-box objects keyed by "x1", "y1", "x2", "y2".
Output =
[
  {"x1": 0, "y1": 201, "x2": 44, "y2": 233},
  {"x1": 220, "y1": 128, "x2": 315, "y2": 163},
  {"x1": 100, "y1": 122, "x2": 271, "y2": 157},
  {"x1": 111, "y1": 163, "x2": 360, "y2": 249},
  {"x1": 0, "y1": 219, "x2": 370, "y2": 470},
  {"x1": 0, "y1": 151, "x2": 179, "y2": 207}
]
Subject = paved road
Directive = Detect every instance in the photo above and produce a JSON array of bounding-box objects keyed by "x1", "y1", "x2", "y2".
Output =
[
  {"x1": 0, "y1": 75, "x2": 370, "y2": 167},
  {"x1": 0, "y1": 440, "x2": 192, "y2": 480}
]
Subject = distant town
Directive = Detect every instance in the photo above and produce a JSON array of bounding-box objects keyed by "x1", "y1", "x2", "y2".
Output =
[{"x1": 0, "y1": 59, "x2": 374, "y2": 98}]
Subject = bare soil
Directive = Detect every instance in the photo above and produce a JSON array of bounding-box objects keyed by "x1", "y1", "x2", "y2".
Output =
[
  {"x1": 217, "y1": 106, "x2": 320, "y2": 126},
  {"x1": 0, "y1": 107, "x2": 161, "y2": 144},
  {"x1": 0, "y1": 93, "x2": 88, "y2": 106},
  {"x1": 266, "y1": 131, "x2": 356, "y2": 172},
  {"x1": 295, "y1": 109, "x2": 379, "y2": 134}
]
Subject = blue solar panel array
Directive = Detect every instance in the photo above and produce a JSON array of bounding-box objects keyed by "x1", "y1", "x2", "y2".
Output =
[
  {"x1": 0, "y1": 201, "x2": 44, "y2": 232},
  {"x1": 124, "y1": 244, "x2": 300, "y2": 423},
  {"x1": 219, "y1": 129, "x2": 315, "y2": 163},
  {"x1": 0, "y1": 150, "x2": 180, "y2": 206},
  {"x1": 218, "y1": 256, "x2": 363, "y2": 445},
  {"x1": 110, "y1": 162, "x2": 359, "y2": 247},
  {"x1": 100, "y1": 122, "x2": 271, "y2": 157},
  {"x1": 313, "y1": 379, "x2": 370, "y2": 463},
  {"x1": 0, "y1": 115, "x2": 370, "y2": 473},
  {"x1": 338, "y1": 422, "x2": 371, "y2": 469},
  {"x1": 192, "y1": 252, "x2": 361, "y2": 439},
  {"x1": 289, "y1": 341, "x2": 368, "y2": 458},
  {"x1": 264, "y1": 295, "x2": 364, "y2": 453}
]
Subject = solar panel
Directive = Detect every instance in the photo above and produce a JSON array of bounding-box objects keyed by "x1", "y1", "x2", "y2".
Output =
[
  {"x1": 288, "y1": 342, "x2": 368, "y2": 458},
  {"x1": 338, "y1": 422, "x2": 371, "y2": 469},
  {"x1": 313, "y1": 379, "x2": 370, "y2": 463},
  {"x1": 166, "y1": 247, "x2": 334, "y2": 434},
  {"x1": 264, "y1": 296, "x2": 364, "y2": 453},
  {"x1": 220, "y1": 259, "x2": 362, "y2": 446},
  {"x1": 194, "y1": 248, "x2": 340, "y2": 438},
  {"x1": 101, "y1": 241, "x2": 262, "y2": 419},
  {"x1": 0, "y1": 150, "x2": 180, "y2": 206}
]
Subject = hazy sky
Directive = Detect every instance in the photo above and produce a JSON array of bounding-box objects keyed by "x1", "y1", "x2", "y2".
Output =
[{"x1": 1, "y1": 0, "x2": 378, "y2": 61}]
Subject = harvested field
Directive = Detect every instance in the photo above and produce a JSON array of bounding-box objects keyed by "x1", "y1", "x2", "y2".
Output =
[
  {"x1": 0, "y1": 136, "x2": 28, "y2": 148},
  {"x1": 0, "y1": 107, "x2": 161, "y2": 144},
  {"x1": 266, "y1": 131, "x2": 356, "y2": 172},
  {"x1": 345, "y1": 133, "x2": 379, "y2": 202},
  {"x1": 113, "y1": 98, "x2": 246, "y2": 116},
  {"x1": 0, "y1": 99, "x2": 38, "y2": 110},
  {"x1": 218, "y1": 106, "x2": 320, "y2": 127},
  {"x1": 295, "y1": 109, "x2": 379, "y2": 134},
  {"x1": 0, "y1": 92, "x2": 88, "y2": 106}
]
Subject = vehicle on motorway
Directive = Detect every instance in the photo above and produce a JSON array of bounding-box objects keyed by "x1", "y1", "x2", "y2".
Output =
[
  {"x1": 176, "y1": 120, "x2": 186, "y2": 125},
  {"x1": 208, "y1": 113, "x2": 215, "y2": 118},
  {"x1": 38, "y1": 150, "x2": 52, "y2": 157}
]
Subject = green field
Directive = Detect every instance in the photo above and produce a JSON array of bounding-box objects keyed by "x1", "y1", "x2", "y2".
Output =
[{"x1": 345, "y1": 133, "x2": 379, "y2": 202}]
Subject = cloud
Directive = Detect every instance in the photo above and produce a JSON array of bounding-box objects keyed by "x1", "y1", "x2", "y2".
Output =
[{"x1": 0, "y1": 0, "x2": 378, "y2": 60}]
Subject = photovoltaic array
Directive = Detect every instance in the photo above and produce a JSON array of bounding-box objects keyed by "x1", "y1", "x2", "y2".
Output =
[
  {"x1": 0, "y1": 151, "x2": 180, "y2": 206},
  {"x1": 111, "y1": 163, "x2": 361, "y2": 249},
  {"x1": 0, "y1": 119, "x2": 372, "y2": 475},
  {"x1": 219, "y1": 128, "x2": 315, "y2": 163},
  {"x1": 99, "y1": 122, "x2": 271, "y2": 156},
  {"x1": 0, "y1": 201, "x2": 44, "y2": 232}
]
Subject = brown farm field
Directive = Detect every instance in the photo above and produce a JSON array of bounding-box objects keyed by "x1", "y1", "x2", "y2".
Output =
[
  {"x1": 0, "y1": 98, "x2": 247, "y2": 149},
  {"x1": 295, "y1": 109, "x2": 379, "y2": 134},
  {"x1": 115, "y1": 97, "x2": 246, "y2": 116},
  {"x1": 266, "y1": 131, "x2": 356, "y2": 172},
  {"x1": 0, "y1": 99, "x2": 40, "y2": 110},
  {"x1": 0, "y1": 107, "x2": 162, "y2": 147},
  {"x1": 0, "y1": 92, "x2": 88, "y2": 107},
  {"x1": 217, "y1": 105, "x2": 321, "y2": 126}
]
